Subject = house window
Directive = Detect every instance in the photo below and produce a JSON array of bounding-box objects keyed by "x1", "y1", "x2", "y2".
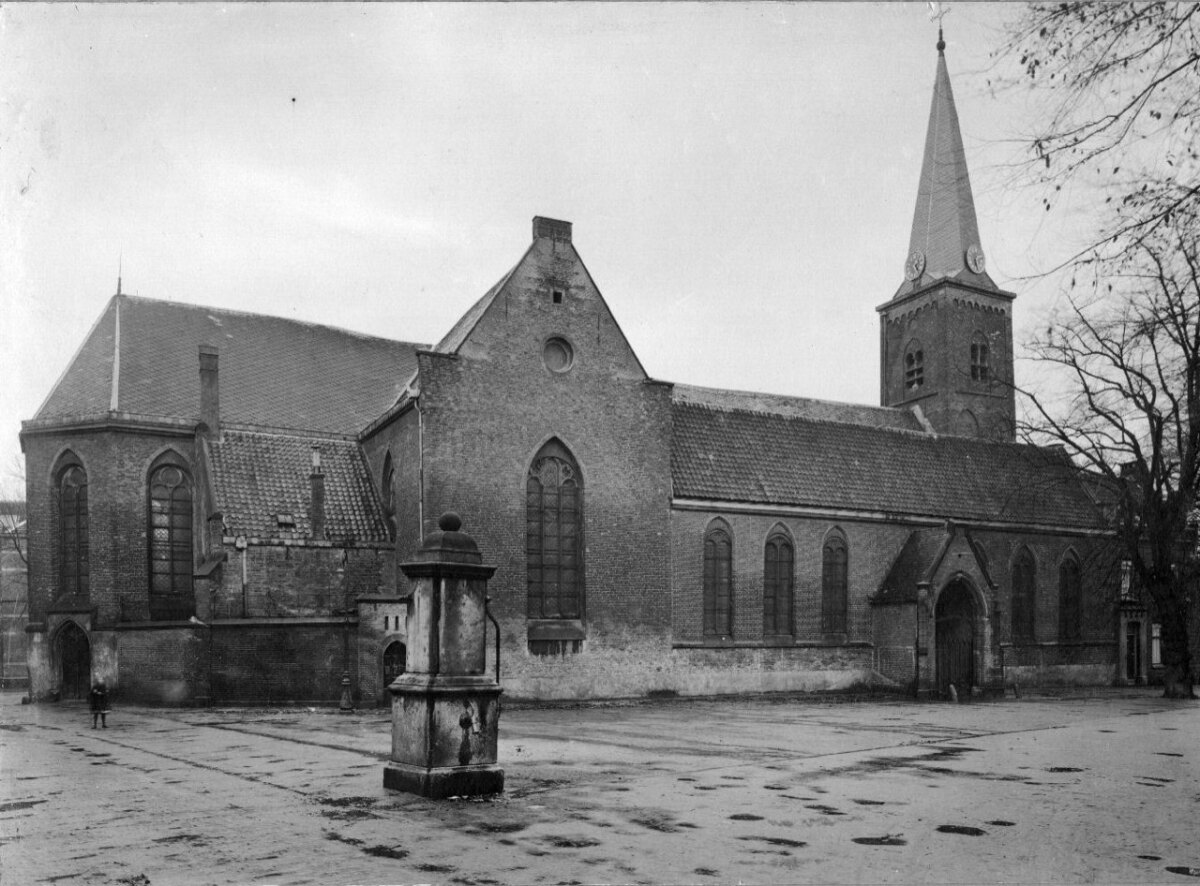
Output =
[
  {"x1": 1151, "y1": 623, "x2": 1162, "y2": 667},
  {"x1": 763, "y1": 528, "x2": 794, "y2": 636},
  {"x1": 1058, "y1": 555, "x2": 1082, "y2": 641},
  {"x1": 703, "y1": 520, "x2": 733, "y2": 637},
  {"x1": 526, "y1": 439, "x2": 584, "y2": 620},
  {"x1": 970, "y1": 333, "x2": 991, "y2": 382},
  {"x1": 904, "y1": 341, "x2": 925, "y2": 391},
  {"x1": 381, "y1": 451, "x2": 397, "y2": 541},
  {"x1": 1012, "y1": 548, "x2": 1037, "y2": 644},
  {"x1": 148, "y1": 457, "x2": 193, "y2": 619},
  {"x1": 821, "y1": 531, "x2": 848, "y2": 633},
  {"x1": 56, "y1": 457, "x2": 89, "y2": 598},
  {"x1": 552, "y1": 289, "x2": 564, "y2": 304}
]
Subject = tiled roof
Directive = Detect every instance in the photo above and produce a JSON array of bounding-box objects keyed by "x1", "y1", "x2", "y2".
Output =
[
  {"x1": 671, "y1": 402, "x2": 1105, "y2": 529},
  {"x1": 673, "y1": 384, "x2": 923, "y2": 432},
  {"x1": 207, "y1": 430, "x2": 389, "y2": 544},
  {"x1": 36, "y1": 295, "x2": 425, "y2": 435}
]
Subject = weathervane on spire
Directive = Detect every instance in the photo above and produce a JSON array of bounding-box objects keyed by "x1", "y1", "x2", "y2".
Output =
[
  {"x1": 117, "y1": 254, "x2": 123, "y2": 296},
  {"x1": 928, "y1": 2, "x2": 949, "y2": 52}
]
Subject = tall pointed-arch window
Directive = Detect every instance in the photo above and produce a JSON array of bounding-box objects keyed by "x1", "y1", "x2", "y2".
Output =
[
  {"x1": 970, "y1": 332, "x2": 991, "y2": 382},
  {"x1": 703, "y1": 520, "x2": 733, "y2": 637},
  {"x1": 1012, "y1": 548, "x2": 1037, "y2": 644},
  {"x1": 381, "y1": 451, "x2": 397, "y2": 541},
  {"x1": 763, "y1": 527, "x2": 794, "y2": 636},
  {"x1": 148, "y1": 455, "x2": 193, "y2": 619},
  {"x1": 56, "y1": 455, "x2": 89, "y2": 598},
  {"x1": 821, "y1": 530, "x2": 848, "y2": 633},
  {"x1": 526, "y1": 440, "x2": 584, "y2": 620},
  {"x1": 904, "y1": 340, "x2": 925, "y2": 391},
  {"x1": 1058, "y1": 554, "x2": 1082, "y2": 641}
]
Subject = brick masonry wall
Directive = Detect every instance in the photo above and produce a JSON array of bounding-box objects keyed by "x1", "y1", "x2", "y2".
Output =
[
  {"x1": 209, "y1": 623, "x2": 350, "y2": 704},
  {"x1": 360, "y1": 406, "x2": 420, "y2": 580},
  {"x1": 116, "y1": 626, "x2": 207, "y2": 703},
  {"x1": 23, "y1": 428, "x2": 199, "y2": 628},
  {"x1": 405, "y1": 233, "x2": 674, "y2": 700},
  {"x1": 881, "y1": 285, "x2": 1015, "y2": 439}
]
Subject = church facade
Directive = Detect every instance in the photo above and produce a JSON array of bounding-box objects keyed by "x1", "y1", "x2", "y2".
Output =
[{"x1": 21, "y1": 41, "x2": 1131, "y2": 705}]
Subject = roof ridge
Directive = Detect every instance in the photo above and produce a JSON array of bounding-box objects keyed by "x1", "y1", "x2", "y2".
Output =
[
  {"x1": 672, "y1": 383, "x2": 911, "y2": 417},
  {"x1": 218, "y1": 424, "x2": 359, "y2": 442},
  {"x1": 674, "y1": 398, "x2": 936, "y2": 439},
  {"x1": 119, "y1": 293, "x2": 428, "y2": 349}
]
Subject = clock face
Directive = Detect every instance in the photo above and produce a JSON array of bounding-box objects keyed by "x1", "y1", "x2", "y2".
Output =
[
  {"x1": 966, "y1": 244, "x2": 986, "y2": 274},
  {"x1": 904, "y1": 250, "x2": 925, "y2": 281}
]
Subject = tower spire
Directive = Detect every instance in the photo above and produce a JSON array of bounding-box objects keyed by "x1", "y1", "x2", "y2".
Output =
[
  {"x1": 116, "y1": 255, "x2": 123, "y2": 297},
  {"x1": 894, "y1": 9, "x2": 995, "y2": 297}
]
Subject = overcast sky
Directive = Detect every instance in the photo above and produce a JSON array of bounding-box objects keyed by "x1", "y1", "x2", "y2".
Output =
[{"x1": 1, "y1": 2, "x2": 1080, "y2": 490}]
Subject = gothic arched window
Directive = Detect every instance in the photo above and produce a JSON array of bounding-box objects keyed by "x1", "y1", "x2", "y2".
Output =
[
  {"x1": 970, "y1": 332, "x2": 991, "y2": 382},
  {"x1": 148, "y1": 455, "x2": 193, "y2": 619},
  {"x1": 1058, "y1": 554, "x2": 1082, "y2": 641},
  {"x1": 526, "y1": 439, "x2": 584, "y2": 620},
  {"x1": 763, "y1": 527, "x2": 794, "y2": 636},
  {"x1": 381, "y1": 451, "x2": 397, "y2": 541},
  {"x1": 55, "y1": 454, "x2": 89, "y2": 599},
  {"x1": 1012, "y1": 548, "x2": 1037, "y2": 644},
  {"x1": 821, "y1": 530, "x2": 849, "y2": 633},
  {"x1": 904, "y1": 340, "x2": 925, "y2": 391},
  {"x1": 703, "y1": 519, "x2": 733, "y2": 637}
]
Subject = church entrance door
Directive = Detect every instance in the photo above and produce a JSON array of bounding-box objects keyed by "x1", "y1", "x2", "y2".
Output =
[
  {"x1": 57, "y1": 621, "x2": 91, "y2": 700},
  {"x1": 935, "y1": 581, "x2": 976, "y2": 700}
]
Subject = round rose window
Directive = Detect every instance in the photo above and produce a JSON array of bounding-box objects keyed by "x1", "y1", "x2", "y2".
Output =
[{"x1": 543, "y1": 337, "x2": 574, "y2": 373}]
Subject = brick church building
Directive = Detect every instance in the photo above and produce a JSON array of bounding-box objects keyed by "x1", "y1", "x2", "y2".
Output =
[{"x1": 21, "y1": 38, "x2": 1132, "y2": 706}]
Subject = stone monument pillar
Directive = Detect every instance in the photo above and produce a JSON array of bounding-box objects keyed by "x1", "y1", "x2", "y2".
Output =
[{"x1": 383, "y1": 513, "x2": 504, "y2": 798}]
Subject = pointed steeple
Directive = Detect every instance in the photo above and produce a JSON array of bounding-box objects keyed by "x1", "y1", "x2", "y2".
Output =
[{"x1": 894, "y1": 30, "x2": 997, "y2": 297}]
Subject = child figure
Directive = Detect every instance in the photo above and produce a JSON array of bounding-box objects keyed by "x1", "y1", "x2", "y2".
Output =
[{"x1": 89, "y1": 681, "x2": 108, "y2": 729}]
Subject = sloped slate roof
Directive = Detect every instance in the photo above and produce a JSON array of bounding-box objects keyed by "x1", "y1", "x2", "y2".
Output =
[
  {"x1": 37, "y1": 295, "x2": 425, "y2": 435},
  {"x1": 876, "y1": 526, "x2": 952, "y2": 604},
  {"x1": 674, "y1": 384, "x2": 923, "y2": 432},
  {"x1": 433, "y1": 262, "x2": 520, "y2": 355},
  {"x1": 672, "y1": 402, "x2": 1104, "y2": 529},
  {"x1": 207, "y1": 430, "x2": 389, "y2": 543}
]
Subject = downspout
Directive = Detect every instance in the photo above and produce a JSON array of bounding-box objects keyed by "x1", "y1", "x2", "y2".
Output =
[{"x1": 415, "y1": 397, "x2": 425, "y2": 535}]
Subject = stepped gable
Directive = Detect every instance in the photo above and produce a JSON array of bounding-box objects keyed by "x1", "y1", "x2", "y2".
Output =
[
  {"x1": 207, "y1": 430, "x2": 389, "y2": 543},
  {"x1": 36, "y1": 295, "x2": 425, "y2": 435},
  {"x1": 671, "y1": 401, "x2": 1103, "y2": 529}
]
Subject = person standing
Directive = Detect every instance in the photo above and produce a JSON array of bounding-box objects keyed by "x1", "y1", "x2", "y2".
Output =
[{"x1": 89, "y1": 681, "x2": 108, "y2": 729}]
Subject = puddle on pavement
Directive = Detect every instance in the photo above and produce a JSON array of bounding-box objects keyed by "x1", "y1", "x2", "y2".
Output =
[
  {"x1": 0, "y1": 799, "x2": 46, "y2": 812},
  {"x1": 415, "y1": 863, "x2": 456, "y2": 873},
  {"x1": 805, "y1": 804, "x2": 845, "y2": 816},
  {"x1": 853, "y1": 835, "x2": 907, "y2": 846},
  {"x1": 737, "y1": 835, "x2": 806, "y2": 848},
  {"x1": 1167, "y1": 867, "x2": 1200, "y2": 878},
  {"x1": 694, "y1": 868, "x2": 719, "y2": 877},
  {"x1": 677, "y1": 776, "x2": 697, "y2": 782},
  {"x1": 937, "y1": 825, "x2": 986, "y2": 836},
  {"x1": 477, "y1": 821, "x2": 528, "y2": 834},
  {"x1": 1141, "y1": 776, "x2": 1174, "y2": 783},
  {"x1": 1099, "y1": 729, "x2": 1116, "y2": 733},
  {"x1": 153, "y1": 834, "x2": 207, "y2": 845},
  {"x1": 363, "y1": 844, "x2": 408, "y2": 859},
  {"x1": 545, "y1": 836, "x2": 602, "y2": 849},
  {"x1": 1045, "y1": 767, "x2": 1085, "y2": 773},
  {"x1": 730, "y1": 813, "x2": 764, "y2": 821},
  {"x1": 1156, "y1": 752, "x2": 1185, "y2": 757},
  {"x1": 1138, "y1": 855, "x2": 1162, "y2": 860},
  {"x1": 988, "y1": 820, "x2": 1016, "y2": 827},
  {"x1": 631, "y1": 815, "x2": 681, "y2": 833},
  {"x1": 852, "y1": 799, "x2": 886, "y2": 806}
]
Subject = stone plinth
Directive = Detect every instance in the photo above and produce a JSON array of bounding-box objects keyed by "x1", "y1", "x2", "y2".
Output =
[{"x1": 384, "y1": 513, "x2": 503, "y2": 798}]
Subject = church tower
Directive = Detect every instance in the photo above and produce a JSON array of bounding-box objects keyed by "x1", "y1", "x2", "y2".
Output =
[{"x1": 878, "y1": 29, "x2": 1015, "y2": 441}]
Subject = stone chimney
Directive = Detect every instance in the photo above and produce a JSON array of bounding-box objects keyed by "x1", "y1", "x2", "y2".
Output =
[
  {"x1": 532, "y1": 216, "x2": 572, "y2": 243},
  {"x1": 199, "y1": 345, "x2": 220, "y2": 438},
  {"x1": 310, "y1": 446, "x2": 325, "y2": 540}
]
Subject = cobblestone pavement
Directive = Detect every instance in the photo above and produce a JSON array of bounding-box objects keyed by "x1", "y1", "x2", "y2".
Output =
[{"x1": 1, "y1": 688, "x2": 1198, "y2": 885}]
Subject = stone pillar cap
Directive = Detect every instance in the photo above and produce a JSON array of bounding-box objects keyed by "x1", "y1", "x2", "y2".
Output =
[{"x1": 412, "y1": 512, "x2": 483, "y2": 565}]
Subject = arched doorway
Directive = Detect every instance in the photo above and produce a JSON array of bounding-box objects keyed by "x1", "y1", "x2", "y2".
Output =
[
  {"x1": 56, "y1": 621, "x2": 91, "y2": 700},
  {"x1": 935, "y1": 580, "x2": 977, "y2": 700},
  {"x1": 382, "y1": 641, "x2": 406, "y2": 698}
]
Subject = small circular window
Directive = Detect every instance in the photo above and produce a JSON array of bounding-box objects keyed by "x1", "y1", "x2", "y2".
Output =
[{"x1": 543, "y1": 337, "x2": 574, "y2": 373}]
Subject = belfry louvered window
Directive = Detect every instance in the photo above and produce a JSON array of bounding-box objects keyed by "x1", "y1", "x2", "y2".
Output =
[
  {"x1": 763, "y1": 529, "x2": 794, "y2": 636},
  {"x1": 381, "y1": 451, "x2": 397, "y2": 541},
  {"x1": 1058, "y1": 555, "x2": 1082, "y2": 641},
  {"x1": 56, "y1": 457, "x2": 89, "y2": 598},
  {"x1": 703, "y1": 521, "x2": 733, "y2": 637},
  {"x1": 821, "y1": 532, "x2": 848, "y2": 633},
  {"x1": 1012, "y1": 548, "x2": 1037, "y2": 644},
  {"x1": 971, "y1": 332, "x2": 991, "y2": 382},
  {"x1": 904, "y1": 341, "x2": 925, "y2": 391},
  {"x1": 526, "y1": 440, "x2": 584, "y2": 620},
  {"x1": 148, "y1": 458, "x2": 193, "y2": 619}
]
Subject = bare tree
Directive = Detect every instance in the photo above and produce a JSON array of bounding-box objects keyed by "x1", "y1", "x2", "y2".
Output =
[
  {"x1": 1020, "y1": 217, "x2": 1199, "y2": 698},
  {"x1": 998, "y1": 2, "x2": 1199, "y2": 266},
  {"x1": 0, "y1": 455, "x2": 26, "y2": 569}
]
